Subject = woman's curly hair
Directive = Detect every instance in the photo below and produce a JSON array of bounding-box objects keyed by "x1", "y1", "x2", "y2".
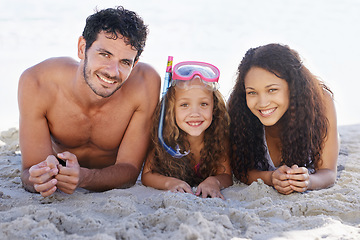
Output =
[
  {"x1": 149, "y1": 86, "x2": 230, "y2": 186},
  {"x1": 228, "y1": 43, "x2": 331, "y2": 182}
]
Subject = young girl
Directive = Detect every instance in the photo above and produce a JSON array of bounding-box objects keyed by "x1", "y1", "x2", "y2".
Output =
[
  {"x1": 228, "y1": 44, "x2": 339, "y2": 195},
  {"x1": 142, "y1": 60, "x2": 232, "y2": 199}
]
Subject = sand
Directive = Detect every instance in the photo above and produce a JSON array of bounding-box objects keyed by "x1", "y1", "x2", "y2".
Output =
[{"x1": 0, "y1": 125, "x2": 359, "y2": 240}]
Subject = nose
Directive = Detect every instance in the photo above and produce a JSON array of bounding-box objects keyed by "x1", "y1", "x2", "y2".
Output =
[
  {"x1": 258, "y1": 93, "x2": 270, "y2": 108},
  {"x1": 107, "y1": 61, "x2": 122, "y2": 78},
  {"x1": 189, "y1": 105, "x2": 201, "y2": 117}
]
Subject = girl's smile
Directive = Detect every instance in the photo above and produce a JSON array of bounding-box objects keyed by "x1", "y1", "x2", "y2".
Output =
[{"x1": 174, "y1": 86, "x2": 213, "y2": 139}]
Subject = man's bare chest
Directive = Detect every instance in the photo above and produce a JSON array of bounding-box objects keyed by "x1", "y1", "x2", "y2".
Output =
[{"x1": 48, "y1": 102, "x2": 134, "y2": 151}]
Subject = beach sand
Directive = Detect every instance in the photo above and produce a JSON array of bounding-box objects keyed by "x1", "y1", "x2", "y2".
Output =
[{"x1": 0, "y1": 125, "x2": 359, "y2": 240}]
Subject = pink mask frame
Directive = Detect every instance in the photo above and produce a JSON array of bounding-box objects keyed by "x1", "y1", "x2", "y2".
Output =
[
  {"x1": 171, "y1": 61, "x2": 220, "y2": 91},
  {"x1": 172, "y1": 61, "x2": 220, "y2": 82}
]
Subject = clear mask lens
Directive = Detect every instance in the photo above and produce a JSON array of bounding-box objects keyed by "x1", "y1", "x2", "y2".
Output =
[
  {"x1": 172, "y1": 76, "x2": 219, "y2": 91},
  {"x1": 176, "y1": 65, "x2": 217, "y2": 79}
]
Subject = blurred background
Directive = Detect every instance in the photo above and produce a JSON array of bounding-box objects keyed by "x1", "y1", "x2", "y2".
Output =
[{"x1": 1, "y1": 0, "x2": 359, "y2": 131}]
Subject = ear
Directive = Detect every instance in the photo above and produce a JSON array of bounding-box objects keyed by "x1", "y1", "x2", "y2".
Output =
[{"x1": 78, "y1": 36, "x2": 86, "y2": 60}]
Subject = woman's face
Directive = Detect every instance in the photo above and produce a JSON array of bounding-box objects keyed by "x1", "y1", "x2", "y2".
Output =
[{"x1": 244, "y1": 67, "x2": 290, "y2": 126}]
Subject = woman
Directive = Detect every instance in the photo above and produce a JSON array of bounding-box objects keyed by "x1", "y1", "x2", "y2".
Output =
[{"x1": 228, "y1": 43, "x2": 339, "y2": 194}]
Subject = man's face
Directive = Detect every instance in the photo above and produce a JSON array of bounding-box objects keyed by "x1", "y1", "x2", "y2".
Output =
[{"x1": 81, "y1": 31, "x2": 138, "y2": 98}]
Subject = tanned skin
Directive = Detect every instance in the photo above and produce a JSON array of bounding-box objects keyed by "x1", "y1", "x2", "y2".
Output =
[{"x1": 18, "y1": 31, "x2": 160, "y2": 197}]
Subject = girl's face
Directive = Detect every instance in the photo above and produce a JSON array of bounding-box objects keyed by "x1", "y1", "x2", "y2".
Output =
[
  {"x1": 174, "y1": 86, "x2": 214, "y2": 139},
  {"x1": 244, "y1": 67, "x2": 290, "y2": 127}
]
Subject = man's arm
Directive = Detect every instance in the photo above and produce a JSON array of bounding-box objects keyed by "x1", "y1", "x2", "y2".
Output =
[{"x1": 18, "y1": 63, "x2": 58, "y2": 195}]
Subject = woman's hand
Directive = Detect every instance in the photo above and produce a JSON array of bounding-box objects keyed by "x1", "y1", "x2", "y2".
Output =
[
  {"x1": 271, "y1": 165, "x2": 294, "y2": 195},
  {"x1": 287, "y1": 165, "x2": 310, "y2": 192},
  {"x1": 195, "y1": 176, "x2": 224, "y2": 199}
]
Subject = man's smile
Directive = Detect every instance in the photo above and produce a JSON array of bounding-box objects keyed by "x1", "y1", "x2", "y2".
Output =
[{"x1": 97, "y1": 73, "x2": 117, "y2": 84}]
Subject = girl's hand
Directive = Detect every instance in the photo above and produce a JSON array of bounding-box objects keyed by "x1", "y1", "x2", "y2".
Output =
[
  {"x1": 271, "y1": 165, "x2": 294, "y2": 195},
  {"x1": 195, "y1": 176, "x2": 224, "y2": 200},
  {"x1": 166, "y1": 178, "x2": 193, "y2": 194},
  {"x1": 287, "y1": 165, "x2": 310, "y2": 192}
]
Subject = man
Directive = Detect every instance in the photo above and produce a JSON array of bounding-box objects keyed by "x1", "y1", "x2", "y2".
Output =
[{"x1": 18, "y1": 7, "x2": 161, "y2": 197}]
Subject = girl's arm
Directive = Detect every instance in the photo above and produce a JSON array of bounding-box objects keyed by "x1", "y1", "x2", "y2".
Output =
[
  {"x1": 288, "y1": 90, "x2": 339, "y2": 191},
  {"x1": 141, "y1": 150, "x2": 193, "y2": 194},
  {"x1": 195, "y1": 155, "x2": 233, "y2": 199}
]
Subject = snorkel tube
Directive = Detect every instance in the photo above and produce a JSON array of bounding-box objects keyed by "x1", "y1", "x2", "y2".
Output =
[{"x1": 158, "y1": 56, "x2": 190, "y2": 158}]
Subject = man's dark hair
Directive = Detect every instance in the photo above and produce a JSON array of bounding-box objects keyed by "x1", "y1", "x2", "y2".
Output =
[{"x1": 82, "y1": 6, "x2": 148, "y2": 62}]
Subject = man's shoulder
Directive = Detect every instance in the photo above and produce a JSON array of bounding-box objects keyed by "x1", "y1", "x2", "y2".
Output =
[
  {"x1": 19, "y1": 57, "x2": 78, "y2": 95},
  {"x1": 119, "y1": 62, "x2": 160, "y2": 108},
  {"x1": 130, "y1": 62, "x2": 161, "y2": 84},
  {"x1": 125, "y1": 62, "x2": 161, "y2": 95},
  {"x1": 23, "y1": 56, "x2": 77, "y2": 76},
  {"x1": 37, "y1": 57, "x2": 78, "y2": 72}
]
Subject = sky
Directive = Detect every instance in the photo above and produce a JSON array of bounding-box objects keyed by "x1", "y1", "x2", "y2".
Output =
[{"x1": 0, "y1": 0, "x2": 359, "y2": 131}]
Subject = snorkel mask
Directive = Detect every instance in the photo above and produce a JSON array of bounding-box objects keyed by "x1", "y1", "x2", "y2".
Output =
[
  {"x1": 171, "y1": 61, "x2": 220, "y2": 91},
  {"x1": 158, "y1": 57, "x2": 220, "y2": 158}
]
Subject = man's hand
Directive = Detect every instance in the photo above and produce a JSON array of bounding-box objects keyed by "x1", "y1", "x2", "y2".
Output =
[
  {"x1": 55, "y1": 152, "x2": 80, "y2": 194},
  {"x1": 271, "y1": 165, "x2": 294, "y2": 195},
  {"x1": 196, "y1": 176, "x2": 224, "y2": 200},
  {"x1": 28, "y1": 155, "x2": 59, "y2": 197}
]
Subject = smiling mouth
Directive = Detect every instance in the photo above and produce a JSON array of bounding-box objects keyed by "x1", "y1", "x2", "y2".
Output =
[
  {"x1": 187, "y1": 121, "x2": 203, "y2": 126},
  {"x1": 259, "y1": 108, "x2": 276, "y2": 117},
  {"x1": 97, "y1": 74, "x2": 116, "y2": 84}
]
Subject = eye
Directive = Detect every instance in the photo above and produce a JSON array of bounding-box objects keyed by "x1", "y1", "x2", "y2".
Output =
[
  {"x1": 180, "y1": 103, "x2": 188, "y2": 107},
  {"x1": 100, "y1": 52, "x2": 110, "y2": 58},
  {"x1": 121, "y1": 59, "x2": 132, "y2": 66},
  {"x1": 200, "y1": 102, "x2": 209, "y2": 107},
  {"x1": 269, "y1": 88, "x2": 278, "y2": 93},
  {"x1": 247, "y1": 91, "x2": 256, "y2": 95}
]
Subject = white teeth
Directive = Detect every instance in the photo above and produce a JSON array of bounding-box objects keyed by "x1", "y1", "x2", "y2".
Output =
[
  {"x1": 98, "y1": 75, "x2": 115, "y2": 84},
  {"x1": 260, "y1": 108, "x2": 275, "y2": 115},
  {"x1": 188, "y1": 122, "x2": 201, "y2": 126}
]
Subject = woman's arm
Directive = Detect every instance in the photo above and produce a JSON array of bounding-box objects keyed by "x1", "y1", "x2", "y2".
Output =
[{"x1": 288, "y1": 91, "x2": 339, "y2": 191}]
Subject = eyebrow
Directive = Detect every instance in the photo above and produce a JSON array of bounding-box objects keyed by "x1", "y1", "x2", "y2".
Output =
[
  {"x1": 97, "y1": 48, "x2": 113, "y2": 56},
  {"x1": 265, "y1": 84, "x2": 281, "y2": 88},
  {"x1": 245, "y1": 84, "x2": 280, "y2": 90},
  {"x1": 176, "y1": 96, "x2": 212, "y2": 101}
]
